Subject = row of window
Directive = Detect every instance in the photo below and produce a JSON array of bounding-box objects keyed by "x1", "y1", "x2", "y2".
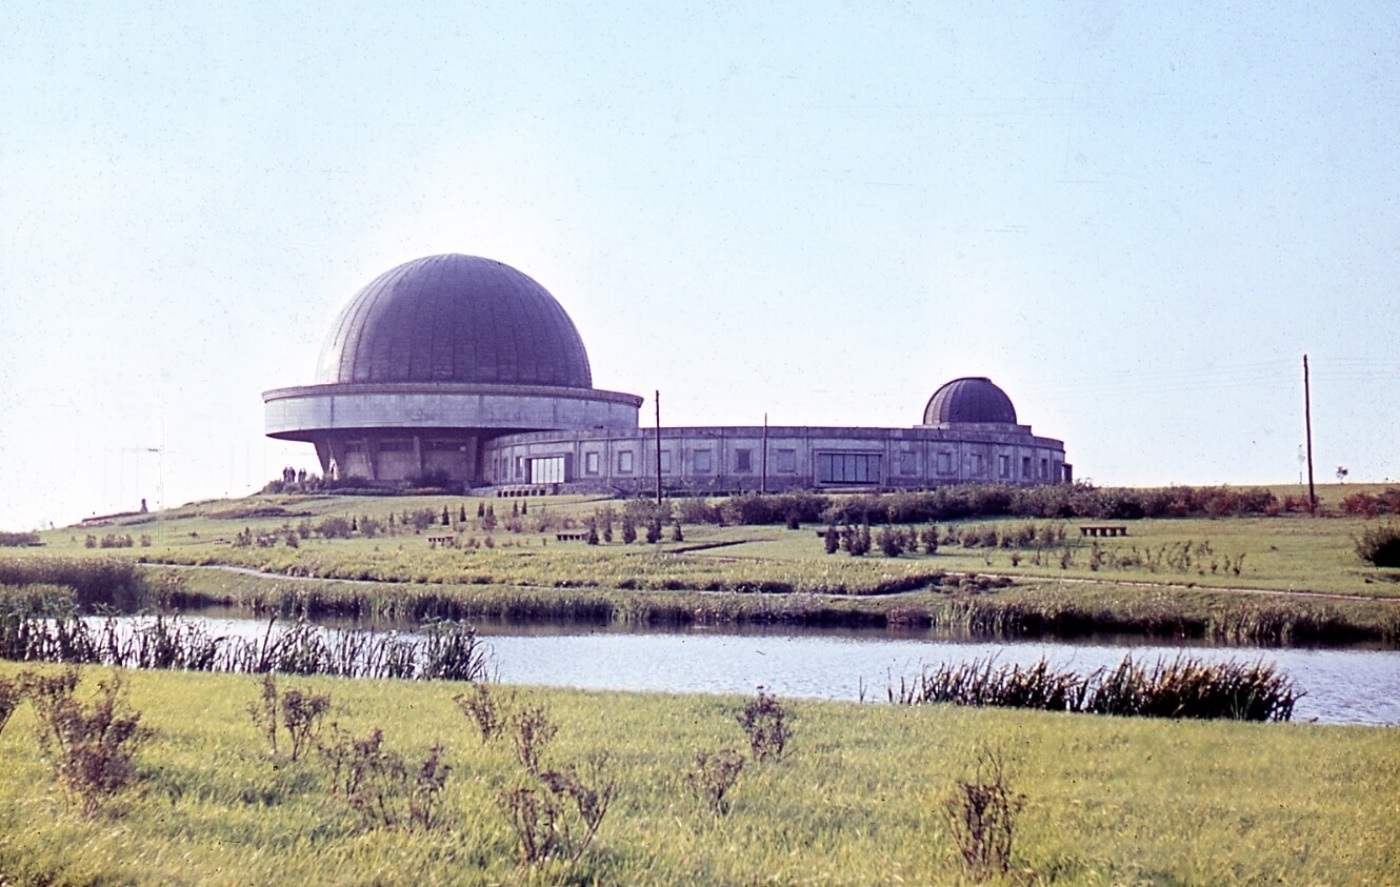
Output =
[{"x1": 497, "y1": 449, "x2": 1058, "y2": 483}]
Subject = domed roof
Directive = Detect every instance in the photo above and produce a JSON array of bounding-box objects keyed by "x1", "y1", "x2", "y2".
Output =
[
  {"x1": 316, "y1": 254, "x2": 593, "y2": 388},
  {"x1": 922, "y1": 377, "x2": 1018, "y2": 425}
]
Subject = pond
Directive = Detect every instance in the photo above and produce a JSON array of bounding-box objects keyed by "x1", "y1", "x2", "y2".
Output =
[{"x1": 174, "y1": 616, "x2": 1400, "y2": 726}]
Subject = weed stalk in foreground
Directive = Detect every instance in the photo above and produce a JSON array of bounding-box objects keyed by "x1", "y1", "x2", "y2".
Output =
[
  {"x1": 737, "y1": 689, "x2": 791, "y2": 763},
  {"x1": 944, "y1": 746, "x2": 1024, "y2": 881},
  {"x1": 687, "y1": 748, "x2": 745, "y2": 814},
  {"x1": 26, "y1": 667, "x2": 150, "y2": 816}
]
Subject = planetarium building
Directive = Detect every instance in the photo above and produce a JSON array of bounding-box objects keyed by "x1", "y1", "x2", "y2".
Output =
[{"x1": 264, "y1": 255, "x2": 1070, "y2": 494}]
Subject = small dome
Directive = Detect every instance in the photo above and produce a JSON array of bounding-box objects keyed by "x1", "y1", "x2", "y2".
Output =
[
  {"x1": 316, "y1": 254, "x2": 593, "y2": 388},
  {"x1": 923, "y1": 377, "x2": 1018, "y2": 424}
]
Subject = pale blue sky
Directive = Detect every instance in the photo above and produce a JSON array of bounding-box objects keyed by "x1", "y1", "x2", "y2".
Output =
[{"x1": 2, "y1": 1, "x2": 1396, "y2": 528}]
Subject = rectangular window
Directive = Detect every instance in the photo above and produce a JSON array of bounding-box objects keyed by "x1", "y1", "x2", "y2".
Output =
[
  {"x1": 584, "y1": 452, "x2": 600, "y2": 475},
  {"x1": 1022, "y1": 456, "x2": 1032, "y2": 479},
  {"x1": 694, "y1": 450, "x2": 713, "y2": 473},
  {"x1": 1040, "y1": 458, "x2": 1049, "y2": 480},
  {"x1": 816, "y1": 453, "x2": 881, "y2": 484},
  {"x1": 617, "y1": 450, "x2": 634, "y2": 474},
  {"x1": 735, "y1": 449, "x2": 752, "y2": 472},
  {"x1": 900, "y1": 451, "x2": 917, "y2": 475},
  {"x1": 530, "y1": 456, "x2": 565, "y2": 484},
  {"x1": 379, "y1": 440, "x2": 413, "y2": 453},
  {"x1": 776, "y1": 449, "x2": 796, "y2": 473},
  {"x1": 970, "y1": 453, "x2": 984, "y2": 475},
  {"x1": 998, "y1": 454, "x2": 1010, "y2": 479},
  {"x1": 514, "y1": 456, "x2": 523, "y2": 480},
  {"x1": 937, "y1": 452, "x2": 952, "y2": 474},
  {"x1": 660, "y1": 451, "x2": 672, "y2": 473}
]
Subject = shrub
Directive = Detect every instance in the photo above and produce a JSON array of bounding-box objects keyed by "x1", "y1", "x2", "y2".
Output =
[
  {"x1": 455, "y1": 682, "x2": 511, "y2": 742},
  {"x1": 878, "y1": 525, "x2": 904, "y2": 557},
  {"x1": 846, "y1": 524, "x2": 871, "y2": 557},
  {"x1": 919, "y1": 525, "x2": 939, "y2": 555},
  {"x1": 509, "y1": 705, "x2": 558, "y2": 775},
  {"x1": 411, "y1": 508, "x2": 438, "y2": 533},
  {"x1": 1356, "y1": 524, "x2": 1400, "y2": 568},
  {"x1": 944, "y1": 746, "x2": 1024, "y2": 881},
  {"x1": 320, "y1": 725, "x2": 450, "y2": 829},
  {"x1": 496, "y1": 702, "x2": 616, "y2": 867},
  {"x1": 26, "y1": 668, "x2": 149, "y2": 815},
  {"x1": 687, "y1": 748, "x2": 745, "y2": 814},
  {"x1": 737, "y1": 689, "x2": 790, "y2": 763},
  {"x1": 247, "y1": 674, "x2": 331, "y2": 762},
  {"x1": 317, "y1": 516, "x2": 353, "y2": 539},
  {"x1": 501, "y1": 754, "x2": 616, "y2": 866}
]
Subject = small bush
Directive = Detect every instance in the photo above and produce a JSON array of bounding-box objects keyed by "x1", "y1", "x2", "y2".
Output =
[
  {"x1": 247, "y1": 674, "x2": 331, "y2": 762},
  {"x1": 317, "y1": 516, "x2": 353, "y2": 539},
  {"x1": 495, "y1": 701, "x2": 616, "y2": 867},
  {"x1": 509, "y1": 705, "x2": 558, "y2": 775},
  {"x1": 1356, "y1": 523, "x2": 1400, "y2": 568},
  {"x1": 737, "y1": 689, "x2": 790, "y2": 763},
  {"x1": 320, "y1": 725, "x2": 450, "y2": 829},
  {"x1": 26, "y1": 668, "x2": 149, "y2": 815},
  {"x1": 501, "y1": 754, "x2": 616, "y2": 866},
  {"x1": 687, "y1": 748, "x2": 745, "y2": 814},
  {"x1": 455, "y1": 682, "x2": 511, "y2": 742},
  {"x1": 878, "y1": 525, "x2": 904, "y2": 557}
]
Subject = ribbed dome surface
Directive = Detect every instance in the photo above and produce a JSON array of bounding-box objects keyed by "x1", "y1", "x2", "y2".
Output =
[
  {"x1": 316, "y1": 255, "x2": 592, "y2": 387},
  {"x1": 923, "y1": 377, "x2": 1018, "y2": 424}
]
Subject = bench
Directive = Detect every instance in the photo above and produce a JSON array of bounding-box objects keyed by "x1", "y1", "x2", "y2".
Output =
[
  {"x1": 427, "y1": 534, "x2": 457, "y2": 548},
  {"x1": 555, "y1": 531, "x2": 590, "y2": 542},
  {"x1": 1079, "y1": 524, "x2": 1128, "y2": 538}
]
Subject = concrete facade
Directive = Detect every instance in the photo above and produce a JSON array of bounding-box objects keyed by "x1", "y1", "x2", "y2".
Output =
[
  {"x1": 263, "y1": 254, "x2": 1073, "y2": 492},
  {"x1": 482, "y1": 423, "x2": 1068, "y2": 494},
  {"x1": 263, "y1": 381, "x2": 643, "y2": 483}
]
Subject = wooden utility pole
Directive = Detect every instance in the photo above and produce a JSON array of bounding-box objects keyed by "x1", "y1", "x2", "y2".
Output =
[
  {"x1": 1304, "y1": 355, "x2": 1316, "y2": 512},
  {"x1": 655, "y1": 390, "x2": 663, "y2": 506},
  {"x1": 760, "y1": 413, "x2": 768, "y2": 495}
]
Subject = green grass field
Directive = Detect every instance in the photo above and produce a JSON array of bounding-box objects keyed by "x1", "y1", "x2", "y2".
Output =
[
  {"x1": 0, "y1": 663, "x2": 1396, "y2": 886},
  {"x1": 29, "y1": 487, "x2": 1400, "y2": 598},
  {"x1": 2, "y1": 490, "x2": 1398, "y2": 883},
  {"x1": 5, "y1": 486, "x2": 1398, "y2": 646}
]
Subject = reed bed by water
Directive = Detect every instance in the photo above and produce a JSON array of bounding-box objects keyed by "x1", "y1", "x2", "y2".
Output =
[
  {"x1": 152, "y1": 567, "x2": 1400, "y2": 646},
  {"x1": 0, "y1": 612, "x2": 488, "y2": 681},
  {"x1": 891, "y1": 654, "x2": 1300, "y2": 721},
  {"x1": 0, "y1": 558, "x2": 144, "y2": 609}
]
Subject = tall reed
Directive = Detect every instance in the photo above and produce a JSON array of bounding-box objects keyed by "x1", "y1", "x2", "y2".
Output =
[
  {"x1": 0, "y1": 613, "x2": 488, "y2": 682},
  {"x1": 890, "y1": 654, "x2": 1299, "y2": 721}
]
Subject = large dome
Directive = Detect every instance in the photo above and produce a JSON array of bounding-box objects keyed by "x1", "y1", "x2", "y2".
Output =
[
  {"x1": 923, "y1": 377, "x2": 1018, "y2": 424},
  {"x1": 316, "y1": 254, "x2": 593, "y2": 388}
]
